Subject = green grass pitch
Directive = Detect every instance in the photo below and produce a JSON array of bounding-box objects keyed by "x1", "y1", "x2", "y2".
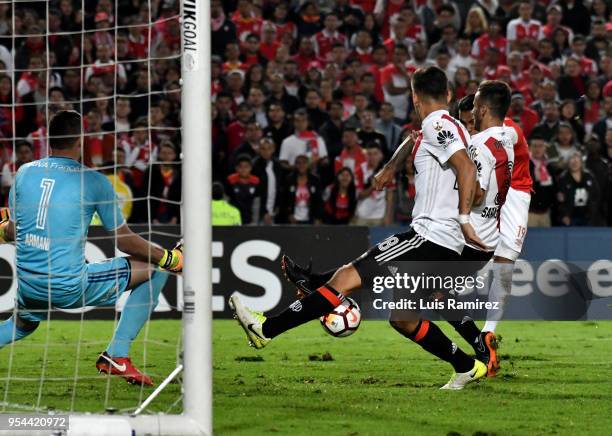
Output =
[{"x1": 0, "y1": 319, "x2": 611, "y2": 435}]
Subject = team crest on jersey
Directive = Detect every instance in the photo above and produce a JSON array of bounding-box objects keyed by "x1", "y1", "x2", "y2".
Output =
[
  {"x1": 436, "y1": 130, "x2": 457, "y2": 148},
  {"x1": 433, "y1": 121, "x2": 443, "y2": 131}
]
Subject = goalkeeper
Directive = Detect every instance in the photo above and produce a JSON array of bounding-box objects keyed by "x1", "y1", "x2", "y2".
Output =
[{"x1": 0, "y1": 110, "x2": 183, "y2": 386}]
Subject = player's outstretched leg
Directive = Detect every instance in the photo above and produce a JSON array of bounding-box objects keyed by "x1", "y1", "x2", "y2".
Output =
[
  {"x1": 230, "y1": 263, "x2": 361, "y2": 349},
  {"x1": 98, "y1": 262, "x2": 169, "y2": 386},
  {"x1": 0, "y1": 315, "x2": 39, "y2": 348},
  {"x1": 390, "y1": 318, "x2": 487, "y2": 390}
]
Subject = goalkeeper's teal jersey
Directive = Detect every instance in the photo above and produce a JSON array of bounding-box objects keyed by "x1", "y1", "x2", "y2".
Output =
[{"x1": 9, "y1": 156, "x2": 124, "y2": 302}]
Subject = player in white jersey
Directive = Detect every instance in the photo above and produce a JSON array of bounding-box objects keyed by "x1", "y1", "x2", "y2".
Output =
[
  {"x1": 468, "y1": 125, "x2": 516, "y2": 252},
  {"x1": 458, "y1": 81, "x2": 515, "y2": 376},
  {"x1": 230, "y1": 67, "x2": 488, "y2": 390}
]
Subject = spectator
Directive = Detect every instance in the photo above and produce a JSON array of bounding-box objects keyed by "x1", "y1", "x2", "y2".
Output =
[
  {"x1": 313, "y1": 11, "x2": 346, "y2": 61},
  {"x1": 530, "y1": 101, "x2": 561, "y2": 140},
  {"x1": 453, "y1": 67, "x2": 472, "y2": 100},
  {"x1": 559, "y1": 99, "x2": 586, "y2": 143},
  {"x1": 449, "y1": 35, "x2": 476, "y2": 77},
  {"x1": 323, "y1": 167, "x2": 357, "y2": 224},
  {"x1": 584, "y1": 135, "x2": 609, "y2": 225},
  {"x1": 319, "y1": 100, "x2": 345, "y2": 161},
  {"x1": 577, "y1": 80, "x2": 603, "y2": 132},
  {"x1": 464, "y1": 7, "x2": 488, "y2": 42},
  {"x1": 263, "y1": 102, "x2": 292, "y2": 154},
  {"x1": 114, "y1": 97, "x2": 132, "y2": 135},
  {"x1": 232, "y1": 0, "x2": 263, "y2": 42},
  {"x1": 376, "y1": 102, "x2": 402, "y2": 154},
  {"x1": 557, "y1": 151, "x2": 600, "y2": 226},
  {"x1": 226, "y1": 154, "x2": 260, "y2": 225},
  {"x1": 304, "y1": 88, "x2": 330, "y2": 128},
  {"x1": 335, "y1": 127, "x2": 367, "y2": 175},
  {"x1": 559, "y1": 0, "x2": 591, "y2": 37},
  {"x1": 252, "y1": 138, "x2": 284, "y2": 225},
  {"x1": 226, "y1": 103, "x2": 253, "y2": 155},
  {"x1": 353, "y1": 145, "x2": 394, "y2": 226},
  {"x1": 344, "y1": 93, "x2": 370, "y2": 129},
  {"x1": 592, "y1": 92, "x2": 612, "y2": 155},
  {"x1": 549, "y1": 121, "x2": 580, "y2": 175},
  {"x1": 212, "y1": 182, "x2": 242, "y2": 226},
  {"x1": 357, "y1": 109, "x2": 387, "y2": 153},
  {"x1": 381, "y1": 44, "x2": 411, "y2": 122},
  {"x1": 266, "y1": 74, "x2": 301, "y2": 115},
  {"x1": 1, "y1": 141, "x2": 32, "y2": 199},
  {"x1": 232, "y1": 121, "x2": 263, "y2": 165},
  {"x1": 280, "y1": 154, "x2": 323, "y2": 224},
  {"x1": 506, "y1": 0, "x2": 543, "y2": 52},
  {"x1": 428, "y1": 24, "x2": 458, "y2": 59},
  {"x1": 530, "y1": 79, "x2": 559, "y2": 118},
  {"x1": 528, "y1": 136, "x2": 555, "y2": 227},
  {"x1": 247, "y1": 86, "x2": 268, "y2": 129},
  {"x1": 279, "y1": 109, "x2": 328, "y2": 168},
  {"x1": 122, "y1": 117, "x2": 153, "y2": 189},
  {"x1": 508, "y1": 92, "x2": 539, "y2": 139},
  {"x1": 558, "y1": 57, "x2": 588, "y2": 100},
  {"x1": 472, "y1": 18, "x2": 507, "y2": 65},
  {"x1": 211, "y1": 0, "x2": 237, "y2": 58},
  {"x1": 147, "y1": 141, "x2": 181, "y2": 225}
]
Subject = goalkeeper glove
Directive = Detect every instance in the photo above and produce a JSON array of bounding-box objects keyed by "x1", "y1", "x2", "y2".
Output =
[
  {"x1": 158, "y1": 241, "x2": 183, "y2": 272},
  {"x1": 0, "y1": 208, "x2": 10, "y2": 244}
]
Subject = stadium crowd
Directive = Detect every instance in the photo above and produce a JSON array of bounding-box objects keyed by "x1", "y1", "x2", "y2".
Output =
[{"x1": 1, "y1": 0, "x2": 611, "y2": 227}]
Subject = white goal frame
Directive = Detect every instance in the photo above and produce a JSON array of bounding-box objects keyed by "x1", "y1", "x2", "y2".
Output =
[{"x1": 0, "y1": 0, "x2": 212, "y2": 434}]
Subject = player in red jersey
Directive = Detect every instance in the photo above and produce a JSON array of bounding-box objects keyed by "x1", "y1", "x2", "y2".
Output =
[
  {"x1": 458, "y1": 96, "x2": 533, "y2": 376},
  {"x1": 480, "y1": 117, "x2": 532, "y2": 338}
]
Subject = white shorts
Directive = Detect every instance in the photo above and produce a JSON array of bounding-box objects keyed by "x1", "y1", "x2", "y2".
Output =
[{"x1": 494, "y1": 187, "x2": 531, "y2": 261}]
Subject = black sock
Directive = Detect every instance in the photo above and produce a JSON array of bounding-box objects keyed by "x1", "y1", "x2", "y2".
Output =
[
  {"x1": 409, "y1": 320, "x2": 474, "y2": 373},
  {"x1": 309, "y1": 269, "x2": 337, "y2": 289},
  {"x1": 262, "y1": 285, "x2": 342, "y2": 338},
  {"x1": 448, "y1": 318, "x2": 482, "y2": 354}
]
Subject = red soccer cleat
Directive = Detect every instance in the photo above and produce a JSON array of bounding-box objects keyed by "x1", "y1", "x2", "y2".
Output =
[{"x1": 95, "y1": 352, "x2": 153, "y2": 386}]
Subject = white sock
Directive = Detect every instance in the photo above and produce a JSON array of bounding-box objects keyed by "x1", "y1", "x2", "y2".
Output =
[{"x1": 482, "y1": 262, "x2": 514, "y2": 333}]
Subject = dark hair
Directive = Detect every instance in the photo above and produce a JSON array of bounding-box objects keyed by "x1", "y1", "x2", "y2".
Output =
[
  {"x1": 477, "y1": 80, "x2": 512, "y2": 119},
  {"x1": 327, "y1": 100, "x2": 343, "y2": 110},
  {"x1": 439, "y1": 4, "x2": 455, "y2": 15},
  {"x1": 458, "y1": 94, "x2": 475, "y2": 112},
  {"x1": 393, "y1": 43, "x2": 409, "y2": 54},
  {"x1": 235, "y1": 154, "x2": 253, "y2": 165},
  {"x1": 212, "y1": 182, "x2": 225, "y2": 200},
  {"x1": 343, "y1": 126, "x2": 358, "y2": 134},
  {"x1": 49, "y1": 110, "x2": 81, "y2": 149},
  {"x1": 327, "y1": 167, "x2": 357, "y2": 221},
  {"x1": 16, "y1": 140, "x2": 33, "y2": 150},
  {"x1": 411, "y1": 66, "x2": 448, "y2": 102}
]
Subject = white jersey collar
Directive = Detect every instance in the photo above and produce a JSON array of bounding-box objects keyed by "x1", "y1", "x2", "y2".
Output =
[{"x1": 422, "y1": 109, "x2": 449, "y2": 125}]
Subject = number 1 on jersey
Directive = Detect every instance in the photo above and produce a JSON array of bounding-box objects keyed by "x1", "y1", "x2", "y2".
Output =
[{"x1": 36, "y1": 178, "x2": 55, "y2": 230}]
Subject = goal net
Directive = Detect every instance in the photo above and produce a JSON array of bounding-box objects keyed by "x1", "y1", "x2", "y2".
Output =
[{"x1": 0, "y1": 0, "x2": 210, "y2": 433}]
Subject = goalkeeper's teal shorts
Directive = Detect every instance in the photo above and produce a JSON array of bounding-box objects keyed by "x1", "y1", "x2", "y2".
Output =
[{"x1": 16, "y1": 257, "x2": 131, "y2": 322}]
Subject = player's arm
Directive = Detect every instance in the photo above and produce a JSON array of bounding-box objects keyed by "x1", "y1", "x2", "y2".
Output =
[
  {"x1": 448, "y1": 150, "x2": 488, "y2": 251},
  {"x1": 473, "y1": 179, "x2": 485, "y2": 206},
  {"x1": 95, "y1": 174, "x2": 182, "y2": 272},
  {"x1": 114, "y1": 224, "x2": 183, "y2": 272},
  {"x1": 373, "y1": 130, "x2": 418, "y2": 190}
]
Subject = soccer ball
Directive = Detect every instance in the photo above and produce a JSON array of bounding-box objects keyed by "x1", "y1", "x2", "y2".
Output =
[{"x1": 320, "y1": 297, "x2": 361, "y2": 337}]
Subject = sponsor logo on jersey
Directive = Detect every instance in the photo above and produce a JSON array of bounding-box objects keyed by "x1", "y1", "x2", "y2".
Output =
[{"x1": 436, "y1": 130, "x2": 458, "y2": 149}]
